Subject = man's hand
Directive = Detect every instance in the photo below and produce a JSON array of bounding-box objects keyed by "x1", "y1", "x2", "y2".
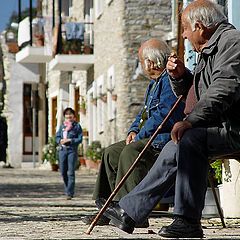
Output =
[
  {"x1": 171, "y1": 121, "x2": 192, "y2": 144},
  {"x1": 60, "y1": 139, "x2": 71, "y2": 145},
  {"x1": 126, "y1": 132, "x2": 137, "y2": 145},
  {"x1": 167, "y1": 55, "x2": 186, "y2": 79}
]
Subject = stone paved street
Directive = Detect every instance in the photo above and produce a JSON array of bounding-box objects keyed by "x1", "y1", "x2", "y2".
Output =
[{"x1": 0, "y1": 166, "x2": 240, "y2": 239}]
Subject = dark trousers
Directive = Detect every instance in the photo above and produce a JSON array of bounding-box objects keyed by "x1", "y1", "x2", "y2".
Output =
[
  {"x1": 119, "y1": 128, "x2": 235, "y2": 223},
  {"x1": 59, "y1": 148, "x2": 78, "y2": 197},
  {"x1": 93, "y1": 139, "x2": 160, "y2": 201}
]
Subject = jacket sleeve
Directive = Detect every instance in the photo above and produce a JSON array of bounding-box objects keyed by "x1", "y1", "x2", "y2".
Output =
[
  {"x1": 127, "y1": 82, "x2": 152, "y2": 135},
  {"x1": 134, "y1": 77, "x2": 185, "y2": 141},
  {"x1": 55, "y1": 126, "x2": 62, "y2": 145},
  {"x1": 169, "y1": 69, "x2": 193, "y2": 97},
  {"x1": 127, "y1": 108, "x2": 143, "y2": 135},
  {"x1": 186, "y1": 36, "x2": 240, "y2": 127},
  {"x1": 70, "y1": 123, "x2": 83, "y2": 146}
]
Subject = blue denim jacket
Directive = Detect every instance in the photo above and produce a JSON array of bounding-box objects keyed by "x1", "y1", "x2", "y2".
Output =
[
  {"x1": 128, "y1": 70, "x2": 185, "y2": 150},
  {"x1": 56, "y1": 121, "x2": 83, "y2": 151}
]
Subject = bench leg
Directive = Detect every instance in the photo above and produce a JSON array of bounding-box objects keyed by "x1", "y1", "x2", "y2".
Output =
[{"x1": 208, "y1": 170, "x2": 226, "y2": 228}]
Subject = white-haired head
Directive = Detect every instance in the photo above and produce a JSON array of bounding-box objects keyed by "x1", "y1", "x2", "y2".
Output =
[
  {"x1": 140, "y1": 39, "x2": 170, "y2": 70},
  {"x1": 184, "y1": 0, "x2": 227, "y2": 30}
]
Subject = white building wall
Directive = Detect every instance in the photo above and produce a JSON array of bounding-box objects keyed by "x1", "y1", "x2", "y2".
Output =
[{"x1": 3, "y1": 53, "x2": 39, "y2": 167}]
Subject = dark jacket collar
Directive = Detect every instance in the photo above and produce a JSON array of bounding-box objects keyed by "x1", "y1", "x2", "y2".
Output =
[{"x1": 201, "y1": 21, "x2": 236, "y2": 55}]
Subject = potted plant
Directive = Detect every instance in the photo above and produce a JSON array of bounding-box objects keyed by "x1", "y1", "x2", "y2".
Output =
[
  {"x1": 211, "y1": 159, "x2": 223, "y2": 185},
  {"x1": 42, "y1": 137, "x2": 59, "y2": 171},
  {"x1": 62, "y1": 39, "x2": 71, "y2": 54},
  {"x1": 85, "y1": 141, "x2": 104, "y2": 170},
  {"x1": 78, "y1": 143, "x2": 86, "y2": 167},
  {"x1": 111, "y1": 94, "x2": 117, "y2": 101},
  {"x1": 91, "y1": 97, "x2": 97, "y2": 106},
  {"x1": 68, "y1": 39, "x2": 82, "y2": 54}
]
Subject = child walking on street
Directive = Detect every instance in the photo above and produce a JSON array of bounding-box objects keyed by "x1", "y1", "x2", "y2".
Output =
[{"x1": 56, "y1": 107, "x2": 82, "y2": 200}]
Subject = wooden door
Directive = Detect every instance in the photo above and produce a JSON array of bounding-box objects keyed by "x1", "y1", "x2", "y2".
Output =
[{"x1": 51, "y1": 97, "x2": 57, "y2": 136}]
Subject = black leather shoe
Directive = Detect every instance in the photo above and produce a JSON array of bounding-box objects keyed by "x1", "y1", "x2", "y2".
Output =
[
  {"x1": 110, "y1": 218, "x2": 149, "y2": 228},
  {"x1": 158, "y1": 216, "x2": 203, "y2": 238},
  {"x1": 96, "y1": 198, "x2": 149, "y2": 229},
  {"x1": 103, "y1": 202, "x2": 135, "y2": 234},
  {"x1": 81, "y1": 214, "x2": 110, "y2": 226},
  {"x1": 95, "y1": 197, "x2": 110, "y2": 209},
  {"x1": 135, "y1": 218, "x2": 149, "y2": 228}
]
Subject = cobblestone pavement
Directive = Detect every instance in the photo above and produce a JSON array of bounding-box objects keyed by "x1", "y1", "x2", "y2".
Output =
[{"x1": 0, "y1": 166, "x2": 240, "y2": 239}]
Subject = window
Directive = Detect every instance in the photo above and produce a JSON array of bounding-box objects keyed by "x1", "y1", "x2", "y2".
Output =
[
  {"x1": 96, "y1": 75, "x2": 105, "y2": 133},
  {"x1": 61, "y1": 0, "x2": 73, "y2": 17},
  {"x1": 107, "y1": 65, "x2": 116, "y2": 121},
  {"x1": 87, "y1": 86, "x2": 97, "y2": 143}
]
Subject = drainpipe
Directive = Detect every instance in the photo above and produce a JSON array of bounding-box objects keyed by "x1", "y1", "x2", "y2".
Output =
[
  {"x1": 18, "y1": 0, "x2": 22, "y2": 23},
  {"x1": 58, "y1": 0, "x2": 62, "y2": 53},
  {"x1": 29, "y1": 0, "x2": 33, "y2": 46},
  {"x1": 52, "y1": 0, "x2": 55, "y2": 29},
  {"x1": 31, "y1": 83, "x2": 38, "y2": 168}
]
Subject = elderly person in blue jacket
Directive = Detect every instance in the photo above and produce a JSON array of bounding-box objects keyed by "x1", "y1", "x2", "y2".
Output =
[
  {"x1": 82, "y1": 39, "x2": 185, "y2": 225},
  {"x1": 56, "y1": 107, "x2": 82, "y2": 200}
]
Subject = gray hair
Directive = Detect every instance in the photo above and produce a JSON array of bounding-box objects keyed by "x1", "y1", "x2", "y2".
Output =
[
  {"x1": 142, "y1": 43, "x2": 170, "y2": 69},
  {"x1": 185, "y1": 1, "x2": 227, "y2": 30}
]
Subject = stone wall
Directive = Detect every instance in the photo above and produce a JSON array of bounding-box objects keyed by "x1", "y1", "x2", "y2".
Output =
[
  {"x1": 93, "y1": 0, "x2": 126, "y2": 146},
  {"x1": 71, "y1": 0, "x2": 85, "y2": 21},
  {"x1": 123, "y1": 0, "x2": 173, "y2": 128},
  {"x1": 94, "y1": 0, "x2": 173, "y2": 146}
]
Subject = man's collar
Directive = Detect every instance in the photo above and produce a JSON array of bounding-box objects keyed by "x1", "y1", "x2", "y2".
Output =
[
  {"x1": 153, "y1": 69, "x2": 167, "y2": 82},
  {"x1": 201, "y1": 21, "x2": 236, "y2": 55}
]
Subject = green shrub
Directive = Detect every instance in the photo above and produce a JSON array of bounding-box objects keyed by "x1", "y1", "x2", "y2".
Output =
[
  {"x1": 42, "y1": 137, "x2": 58, "y2": 165},
  {"x1": 211, "y1": 159, "x2": 222, "y2": 184},
  {"x1": 86, "y1": 141, "x2": 104, "y2": 161}
]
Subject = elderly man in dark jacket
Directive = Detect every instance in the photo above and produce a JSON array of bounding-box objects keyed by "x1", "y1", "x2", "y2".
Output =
[
  {"x1": 100, "y1": 0, "x2": 240, "y2": 238},
  {"x1": 82, "y1": 39, "x2": 185, "y2": 226}
]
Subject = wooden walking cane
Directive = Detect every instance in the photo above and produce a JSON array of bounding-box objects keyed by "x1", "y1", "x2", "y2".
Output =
[{"x1": 86, "y1": 95, "x2": 184, "y2": 234}]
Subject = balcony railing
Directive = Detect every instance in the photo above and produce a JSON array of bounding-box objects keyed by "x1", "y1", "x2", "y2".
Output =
[
  {"x1": 48, "y1": 20, "x2": 94, "y2": 71},
  {"x1": 17, "y1": 17, "x2": 45, "y2": 49},
  {"x1": 55, "y1": 21, "x2": 94, "y2": 55},
  {"x1": 16, "y1": 17, "x2": 52, "y2": 63}
]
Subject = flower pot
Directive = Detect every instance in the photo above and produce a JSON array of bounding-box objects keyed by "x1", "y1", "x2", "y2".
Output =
[
  {"x1": 220, "y1": 159, "x2": 240, "y2": 217},
  {"x1": 100, "y1": 95, "x2": 107, "y2": 103},
  {"x1": 51, "y1": 163, "x2": 59, "y2": 172},
  {"x1": 79, "y1": 157, "x2": 86, "y2": 167},
  {"x1": 202, "y1": 187, "x2": 220, "y2": 218},
  {"x1": 111, "y1": 94, "x2": 117, "y2": 101},
  {"x1": 34, "y1": 34, "x2": 44, "y2": 46},
  {"x1": 82, "y1": 130, "x2": 89, "y2": 137},
  {"x1": 80, "y1": 108, "x2": 86, "y2": 115},
  {"x1": 83, "y1": 46, "x2": 93, "y2": 54},
  {"x1": 91, "y1": 99, "x2": 97, "y2": 105},
  {"x1": 85, "y1": 159, "x2": 101, "y2": 170}
]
